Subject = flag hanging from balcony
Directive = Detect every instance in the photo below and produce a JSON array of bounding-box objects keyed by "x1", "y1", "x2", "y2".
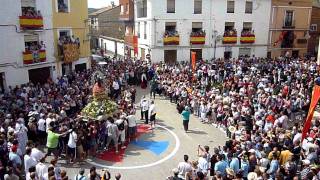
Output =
[
  {"x1": 133, "y1": 36, "x2": 138, "y2": 56},
  {"x1": 191, "y1": 52, "x2": 196, "y2": 80},
  {"x1": 63, "y1": 44, "x2": 80, "y2": 63},
  {"x1": 302, "y1": 84, "x2": 320, "y2": 141}
]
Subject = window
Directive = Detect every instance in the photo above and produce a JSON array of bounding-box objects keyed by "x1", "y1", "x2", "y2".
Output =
[
  {"x1": 120, "y1": 5, "x2": 124, "y2": 14},
  {"x1": 192, "y1": 22, "x2": 203, "y2": 32},
  {"x1": 57, "y1": 0, "x2": 69, "y2": 13},
  {"x1": 137, "y1": 0, "x2": 147, "y2": 18},
  {"x1": 126, "y1": 3, "x2": 129, "y2": 14},
  {"x1": 243, "y1": 22, "x2": 252, "y2": 31},
  {"x1": 165, "y1": 22, "x2": 177, "y2": 32},
  {"x1": 227, "y1": 1, "x2": 235, "y2": 13},
  {"x1": 284, "y1": 10, "x2": 294, "y2": 27},
  {"x1": 137, "y1": 22, "x2": 140, "y2": 38},
  {"x1": 167, "y1": 0, "x2": 175, "y2": 13},
  {"x1": 194, "y1": 0, "x2": 202, "y2": 14},
  {"x1": 311, "y1": 24, "x2": 317, "y2": 31},
  {"x1": 144, "y1": 22, "x2": 147, "y2": 39},
  {"x1": 225, "y1": 22, "x2": 235, "y2": 31},
  {"x1": 245, "y1": 1, "x2": 253, "y2": 14}
]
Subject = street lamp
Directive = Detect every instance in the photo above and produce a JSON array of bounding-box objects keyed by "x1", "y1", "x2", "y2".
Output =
[{"x1": 213, "y1": 30, "x2": 222, "y2": 60}]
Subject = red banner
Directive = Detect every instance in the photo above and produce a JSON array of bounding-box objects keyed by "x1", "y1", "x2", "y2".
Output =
[
  {"x1": 191, "y1": 52, "x2": 196, "y2": 80},
  {"x1": 302, "y1": 85, "x2": 320, "y2": 140},
  {"x1": 133, "y1": 36, "x2": 138, "y2": 56}
]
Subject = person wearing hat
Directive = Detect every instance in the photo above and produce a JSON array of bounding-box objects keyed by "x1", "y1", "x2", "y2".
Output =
[
  {"x1": 181, "y1": 106, "x2": 191, "y2": 132},
  {"x1": 74, "y1": 168, "x2": 87, "y2": 180}
]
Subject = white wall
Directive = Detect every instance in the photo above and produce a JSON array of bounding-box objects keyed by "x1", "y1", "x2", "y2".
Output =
[
  {"x1": 134, "y1": 0, "x2": 271, "y2": 61},
  {"x1": 99, "y1": 37, "x2": 125, "y2": 57},
  {"x1": 0, "y1": 0, "x2": 56, "y2": 87}
]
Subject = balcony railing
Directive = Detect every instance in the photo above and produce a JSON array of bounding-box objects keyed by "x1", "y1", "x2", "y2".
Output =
[
  {"x1": 190, "y1": 35, "x2": 205, "y2": 45},
  {"x1": 163, "y1": 35, "x2": 179, "y2": 45},
  {"x1": 240, "y1": 31, "x2": 255, "y2": 44},
  {"x1": 19, "y1": 16, "x2": 43, "y2": 30},
  {"x1": 23, "y1": 50, "x2": 46, "y2": 65},
  {"x1": 283, "y1": 20, "x2": 295, "y2": 29}
]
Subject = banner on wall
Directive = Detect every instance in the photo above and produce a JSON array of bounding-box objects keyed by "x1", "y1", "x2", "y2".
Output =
[
  {"x1": 63, "y1": 44, "x2": 80, "y2": 63},
  {"x1": 302, "y1": 84, "x2": 320, "y2": 141},
  {"x1": 133, "y1": 36, "x2": 138, "y2": 56},
  {"x1": 191, "y1": 52, "x2": 196, "y2": 80}
]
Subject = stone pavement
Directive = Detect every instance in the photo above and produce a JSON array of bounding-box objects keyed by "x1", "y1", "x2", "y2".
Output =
[{"x1": 56, "y1": 87, "x2": 227, "y2": 179}]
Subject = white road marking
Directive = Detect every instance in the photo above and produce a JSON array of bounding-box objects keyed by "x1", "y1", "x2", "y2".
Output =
[{"x1": 86, "y1": 124, "x2": 180, "y2": 170}]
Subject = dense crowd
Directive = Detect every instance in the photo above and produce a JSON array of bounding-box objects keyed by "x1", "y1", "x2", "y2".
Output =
[
  {"x1": 25, "y1": 41, "x2": 46, "y2": 52},
  {"x1": 191, "y1": 30, "x2": 206, "y2": 37},
  {"x1": 164, "y1": 30, "x2": 179, "y2": 37},
  {"x1": 224, "y1": 29, "x2": 237, "y2": 37},
  {"x1": 0, "y1": 59, "x2": 154, "y2": 180},
  {"x1": 149, "y1": 57, "x2": 319, "y2": 180},
  {"x1": 1, "y1": 53, "x2": 320, "y2": 180}
]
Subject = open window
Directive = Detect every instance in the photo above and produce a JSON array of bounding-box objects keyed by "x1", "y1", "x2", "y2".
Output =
[
  {"x1": 24, "y1": 35, "x2": 44, "y2": 51},
  {"x1": 165, "y1": 22, "x2": 177, "y2": 35},
  {"x1": 144, "y1": 22, "x2": 147, "y2": 39},
  {"x1": 284, "y1": 10, "x2": 294, "y2": 28},
  {"x1": 224, "y1": 22, "x2": 237, "y2": 36},
  {"x1": 242, "y1": 22, "x2": 252, "y2": 32},
  {"x1": 21, "y1": 0, "x2": 40, "y2": 17},
  {"x1": 57, "y1": 0, "x2": 69, "y2": 13}
]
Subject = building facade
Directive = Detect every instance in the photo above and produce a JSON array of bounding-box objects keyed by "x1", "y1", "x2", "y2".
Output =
[
  {"x1": 0, "y1": 0, "x2": 55, "y2": 88},
  {"x1": 268, "y1": 0, "x2": 313, "y2": 58},
  {"x1": 134, "y1": 0, "x2": 271, "y2": 63},
  {"x1": 119, "y1": 0, "x2": 136, "y2": 58},
  {"x1": 308, "y1": 0, "x2": 320, "y2": 57},
  {"x1": 52, "y1": 0, "x2": 91, "y2": 75}
]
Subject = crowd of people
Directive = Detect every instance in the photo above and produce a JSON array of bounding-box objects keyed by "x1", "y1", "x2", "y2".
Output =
[
  {"x1": 21, "y1": 7, "x2": 42, "y2": 18},
  {"x1": 164, "y1": 30, "x2": 179, "y2": 37},
  {"x1": 25, "y1": 41, "x2": 46, "y2": 52},
  {"x1": 0, "y1": 59, "x2": 155, "y2": 179},
  {"x1": 191, "y1": 30, "x2": 206, "y2": 37},
  {"x1": 241, "y1": 30, "x2": 255, "y2": 37},
  {"x1": 58, "y1": 35, "x2": 81, "y2": 55},
  {"x1": 224, "y1": 29, "x2": 238, "y2": 37},
  {"x1": 148, "y1": 57, "x2": 320, "y2": 180},
  {"x1": 1, "y1": 51, "x2": 320, "y2": 179}
]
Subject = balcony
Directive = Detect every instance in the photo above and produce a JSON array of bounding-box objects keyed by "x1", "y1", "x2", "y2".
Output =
[
  {"x1": 222, "y1": 30, "x2": 237, "y2": 44},
  {"x1": 23, "y1": 50, "x2": 46, "y2": 65},
  {"x1": 240, "y1": 31, "x2": 255, "y2": 44},
  {"x1": 19, "y1": 16, "x2": 43, "y2": 30},
  {"x1": 190, "y1": 31, "x2": 205, "y2": 45},
  {"x1": 163, "y1": 31, "x2": 179, "y2": 45}
]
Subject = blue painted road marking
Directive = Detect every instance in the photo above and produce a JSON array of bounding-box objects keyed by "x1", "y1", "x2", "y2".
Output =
[{"x1": 132, "y1": 140, "x2": 169, "y2": 156}]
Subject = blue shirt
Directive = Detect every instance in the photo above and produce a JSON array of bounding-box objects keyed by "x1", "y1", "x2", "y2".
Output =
[
  {"x1": 181, "y1": 110, "x2": 191, "y2": 121},
  {"x1": 9, "y1": 152, "x2": 21, "y2": 167},
  {"x1": 241, "y1": 160, "x2": 249, "y2": 178},
  {"x1": 229, "y1": 158, "x2": 240, "y2": 173},
  {"x1": 214, "y1": 160, "x2": 228, "y2": 176},
  {"x1": 267, "y1": 160, "x2": 279, "y2": 179}
]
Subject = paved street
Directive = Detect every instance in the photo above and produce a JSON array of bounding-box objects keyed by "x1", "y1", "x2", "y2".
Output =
[{"x1": 58, "y1": 87, "x2": 227, "y2": 179}]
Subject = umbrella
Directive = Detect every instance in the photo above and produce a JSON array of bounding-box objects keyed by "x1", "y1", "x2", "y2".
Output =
[{"x1": 98, "y1": 61, "x2": 108, "y2": 65}]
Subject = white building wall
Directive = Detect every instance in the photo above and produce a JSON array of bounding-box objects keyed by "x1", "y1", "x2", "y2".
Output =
[
  {"x1": 134, "y1": 0, "x2": 271, "y2": 62},
  {"x1": 99, "y1": 37, "x2": 125, "y2": 57},
  {"x1": 0, "y1": 0, "x2": 56, "y2": 87},
  {"x1": 213, "y1": 0, "x2": 271, "y2": 58}
]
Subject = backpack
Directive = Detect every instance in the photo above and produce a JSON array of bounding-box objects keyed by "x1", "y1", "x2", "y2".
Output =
[{"x1": 117, "y1": 121, "x2": 125, "y2": 131}]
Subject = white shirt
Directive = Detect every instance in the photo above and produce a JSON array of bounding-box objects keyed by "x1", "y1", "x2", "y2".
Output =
[
  {"x1": 24, "y1": 154, "x2": 37, "y2": 173},
  {"x1": 127, "y1": 115, "x2": 137, "y2": 127},
  {"x1": 37, "y1": 118, "x2": 46, "y2": 131},
  {"x1": 31, "y1": 148, "x2": 45, "y2": 162},
  {"x1": 45, "y1": 118, "x2": 53, "y2": 131},
  {"x1": 149, "y1": 104, "x2": 156, "y2": 116},
  {"x1": 198, "y1": 157, "x2": 209, "y2": 173},
  {"x1": 140, "y1": 99, "x2": 149, "y2": 111},
  {"x1": 36, "y1": 162, "x2": 48, "y2": 180},
  {"x1": 112, "y1": 81, "x2": 120, "y2": 90},
  {"x1": 67, "y1": 131, "x2": 77, "y2": 148},
  {"x1": 177, "y1": 162, "x2": 192, "y2": 179}
]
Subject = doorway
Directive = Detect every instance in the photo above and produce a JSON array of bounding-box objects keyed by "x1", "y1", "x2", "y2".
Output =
[
  {"x1": 75, "y1": 63, "x2": 87, "y2": 72},
  {"x1": 164, "y1": 50, "x2": 177, "y2": 65},
  {"x1": 28, "y1": 67, "x2": 51, "y2": 85},
  {"x1": 292, "y1": 50, "x2": 299, "y2": 58},
  {"x1": 224, "y1": 51, "x2": 232, "y2": 59},
  {"x1": 190, "y1": 49, "x2": 202, "y2": 63},
  {"x1": 62, "y1": 63, "x2": 72, "y2": 75}
]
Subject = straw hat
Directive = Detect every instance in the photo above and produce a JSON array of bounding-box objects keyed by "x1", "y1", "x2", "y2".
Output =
[
  {"x1": 247, "y1": 172, "x2": 258, "y2": 180},
  {"x1": 228, "y1": 126, "x2": 236, "y2": 134},
  {"x1": 226, "y1": 168, "x2": 235, "y2": 176}
]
